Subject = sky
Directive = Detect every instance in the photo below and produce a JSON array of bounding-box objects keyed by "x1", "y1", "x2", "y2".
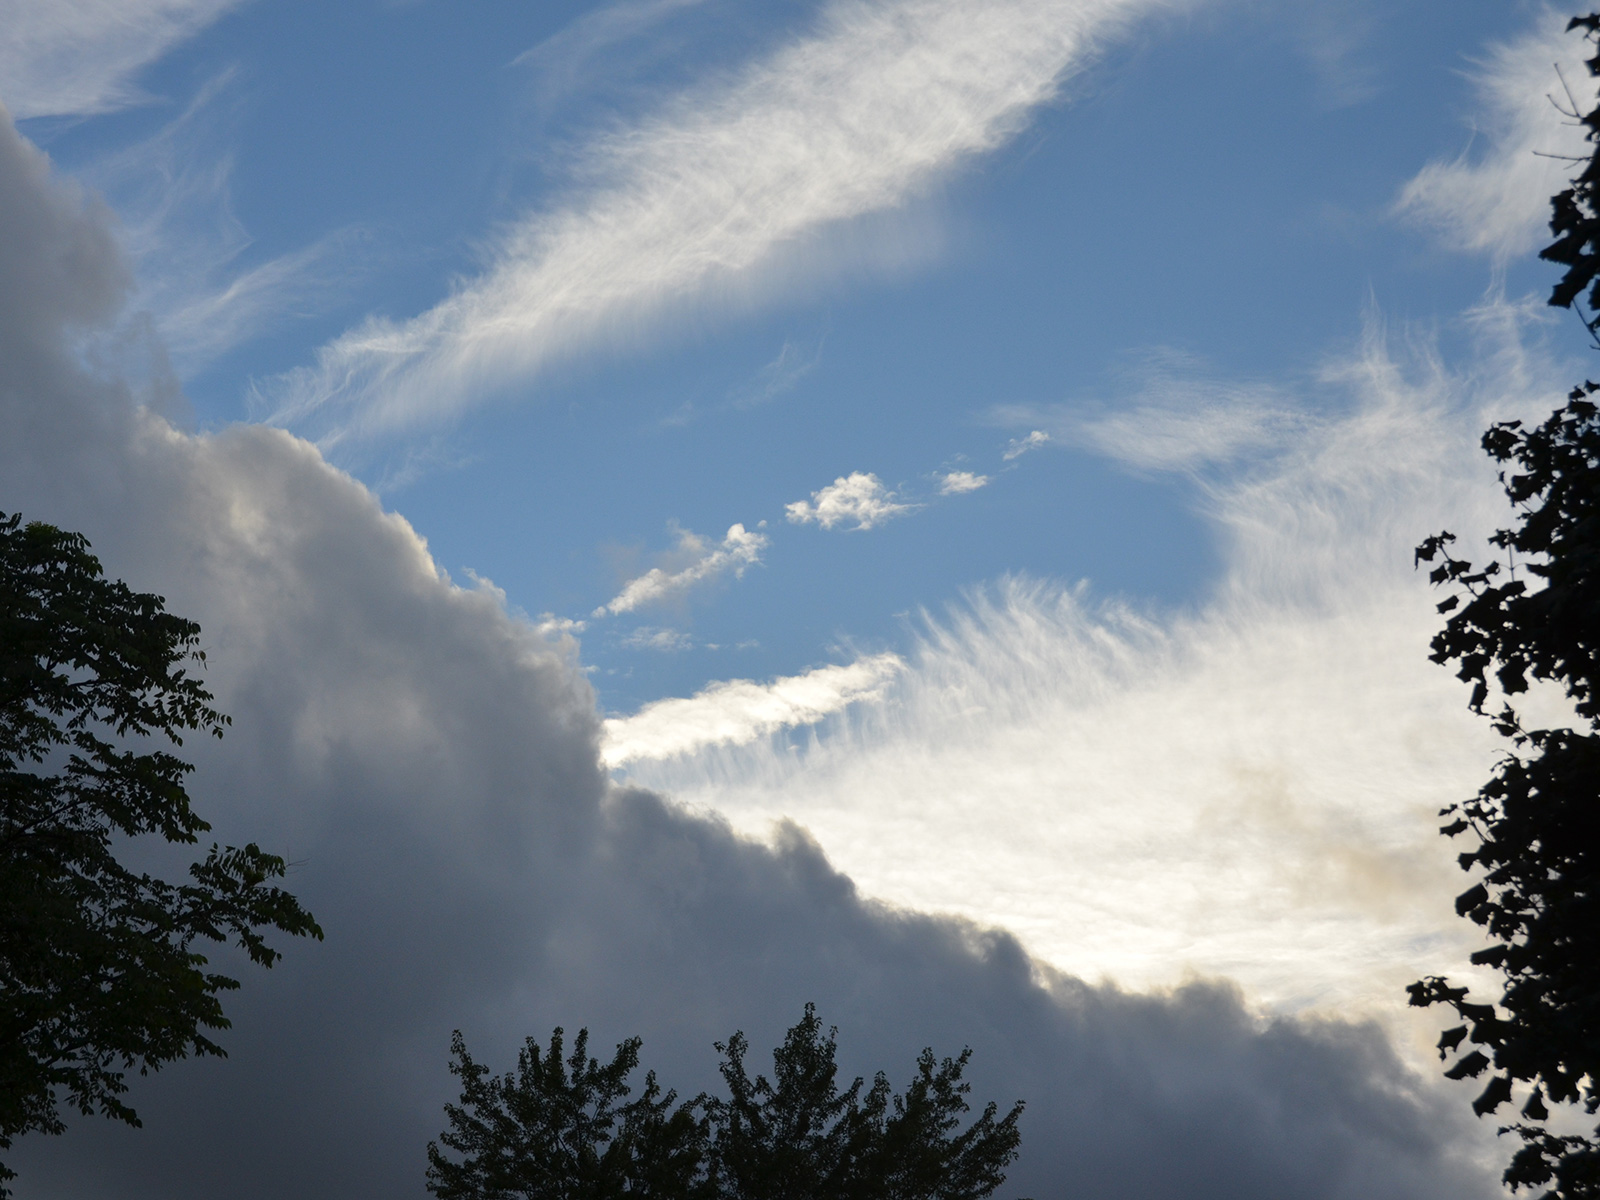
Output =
[{"x1": 1, "y1": 1, "x2": 1595, "y2": 1196}]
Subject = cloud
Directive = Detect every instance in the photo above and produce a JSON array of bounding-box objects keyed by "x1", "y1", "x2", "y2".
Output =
[
  {"x1": 595, "y1": 522, "x2": 767, "y2": 616},
  {"x1": 77, "y1": 73, "x2": 364, "y2": 379},
  {"x1": 621, "y1": 310, "x2": 1573, "y2": 1037},
  {"x1": 0, "y1": 0, "x2": 243, "y2": 119},
  {"x1": 262, "y1": 0, "x2": 1172, "y2": 446},
  {"x1": 1002, "y1": 429, "x2": 1050, "y2": 459},
  {"x1": 939, "y1": 469, "x2": 989, "y2": 494},
  {"x1": 1395, "y1": 7, "x2": 1595, "y2": 258},
  {"x1": 732, "y1": 335, "x2": 822, "y2": 408},
  {"x1": 618, "y1": 625, "x2": 693, "y2": 652},
  {"x1": 0, "y1": 111, "x2": 1501, "y2": 1199},
  {"x1": 1000, "y1": 358, "x2": 1302, "y2": 473},
  {"x1": 603, "y1": 653, "x2": 906, "y2": 767},
  {"x1": 786, "y1": 471, "x2": 913, "y2": 530}
]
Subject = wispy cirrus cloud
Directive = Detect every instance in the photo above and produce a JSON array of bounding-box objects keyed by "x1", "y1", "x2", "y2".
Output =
[
  {"x1": 0, "y1": 0, "x2": 243, "y2": 119},
  {"x1": 79, "y1": 73, "x2": 363, "y2": 379},
  {"x1": 1396, "y1": 6, "x2": 1595, "y2": 259},
  {"x1": 595, "y1": 522, "x2": 767, "y2": 616},
  {"x1": 263, "y1": 0, "x2": 1175, "y2": 446},
  {"x1": 603, "y1": 652, "x2": 905, "y2": 767},
  {"x1": 786, "y1": 471, "x2": 913, "y2": 531}
]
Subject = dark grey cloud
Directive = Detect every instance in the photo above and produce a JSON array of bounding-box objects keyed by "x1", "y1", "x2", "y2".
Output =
[{"x1": 0, "y1": 109, "x2": 1496, "y2": 1200}]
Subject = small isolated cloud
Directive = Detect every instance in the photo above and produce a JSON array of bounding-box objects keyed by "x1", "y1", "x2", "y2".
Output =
[
  {"x1": 939, "y1": 470, "x2": 989, "y2": 495},
  {"x1": 596, "y1": 522, "x2": 766, "y2": 616},
  {"x1": 619, "y1": 626, "x2": 692, "y2": 652},
  {"x1": 1395, "y1": 9, "x2": 1594, "y2": 258},
  {"x1": 603, "y1": 653, "x2": 905, "y2": 766},
  {"x1": 1003, "y1": 430, "x2": 1051, "y2": 460},
  {"x1": 786, "y1": 472, "x2": 913, "y2": 531},
  {"x1": 732, "y1": 336, "x2": 822, "y2": 408}
]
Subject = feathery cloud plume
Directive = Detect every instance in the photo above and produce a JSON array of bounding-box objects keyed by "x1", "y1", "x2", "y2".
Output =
[
  {"x1": 264, "y1": 0, "x2": 1170, "y2": 445},
  {"x1": 786, "y1": 471, "x2": 913, "y2": 530},
  {"x1": 0, "y1": 0, "x2": 242, "y2": 119},
  {"x1": 1395, "y1": 7, "x2": 1594, "y2": 258},
  {"x1": 596, "y1": 522, "x2": 766, "y2": 616}
]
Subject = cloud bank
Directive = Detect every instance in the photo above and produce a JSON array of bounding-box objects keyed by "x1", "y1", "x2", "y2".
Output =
[
  {"x1": 0, "y1": 105, "x2": 1498, "y2": 1200},
  {"x1": 264, "y1": 0, "x2": 1173, "y2": 446}
]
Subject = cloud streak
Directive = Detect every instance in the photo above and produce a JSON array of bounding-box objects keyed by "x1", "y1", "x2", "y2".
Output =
[
  {"x1": 603, "y1": 652, "x2": 905, "y2": 766},
  {"x1": 596, "y1": 522, "x2": 766, "y2": 616},
  {"x1": 264, "y1": 0, "x2": 1171, "y2": 446}
]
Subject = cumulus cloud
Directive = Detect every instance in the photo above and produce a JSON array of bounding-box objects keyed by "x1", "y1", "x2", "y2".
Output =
[
  {"x1": 1395, "y1": 7, "x2": 1596, "y2": 258},
  {"x1": 1002, "y1": 429, "x2": 1051, "y2": 459},
  {"x1": 624, "y1": 312, "x2": 1571, "y2": 1038},
  {"x1": 786, "y1": 471, "x2": 913, "y2": 530},
  {"x1": 595, "y1": 522, "x2": 767, "y2": 616},
  {"x1": 603, "y1": 653, "x2": 906, "y2": 767},
  {"x1": 0, "y1": 109, "x2": 1501, "y2": 1199},
  {"x1": 939, "y1": 469, "x2": 989, "y2": 494},
  {"x1": 618, "y1": 625, "x2": 693, "y2": 652},
  {"x1": 262, "y1": 0, "x2": 1173, "y2": 445},
  {"x1": 0, "y1": 0, "x2": 242, "y2": 119}
]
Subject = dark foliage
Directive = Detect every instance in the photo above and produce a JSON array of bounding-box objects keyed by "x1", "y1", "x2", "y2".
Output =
[
  {"x1": 427, "y1": 1004, "x2": 1026, "y2": 1200},
  {"x1": 0, "y1": 513, "x2": 321, "y2": 1196},
  {"x1": 1407, "y1": 28, "x2": 1600, "y2": 1184}
]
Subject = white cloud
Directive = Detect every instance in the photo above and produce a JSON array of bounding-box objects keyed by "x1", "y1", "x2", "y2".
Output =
[
  {"x1": 939, "y1": 469, "x2": 989, "y2": 494},
  {"x1": 603, "y1": 653, "x2": 905, "y2": 767},
  {"x1": 263, "y1": 0, "x2": 1173, "y2": 445},
  {"x1": 595, "y1": 522, "x2": 767, "y2": 616},
  {"x1": 786, "y1": 471, "x2": 913, "y2": 530},
  {"x1": 1003, "y1": 429, "x2": 1051, "y2": 459},
  {"x1": 622, "y1": 310, "x2": 1574, "y2": 1046},
  {"x1": 0, "y1": 0, "x2": 242, "y2": 119},
  {"x1": 0, "y1": 112, "x2": 1500, "y2": 1199},
  {"x1": 1396, "y1": 7, "x2": 1596, "y2": 258}
]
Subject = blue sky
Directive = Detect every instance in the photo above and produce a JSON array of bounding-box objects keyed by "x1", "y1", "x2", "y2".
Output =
[
  {"x1": 23, "y1": 0, "x2": 1563, "y2": 713},
  {"x1": 3, "y1": 2, "x2": 1595, "y2": 1195}
]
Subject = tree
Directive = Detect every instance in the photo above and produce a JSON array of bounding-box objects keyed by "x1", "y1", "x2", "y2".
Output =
[
  {"x1": 427, "y1": 1005, "x2": 1027, "y2": 1200},
  {"x1": 1406, "y1": 16, "x2": 1600, "y2": 1196},
  {"x1": 0, "y1": 513, "x2": 322, "y2": 1196}
]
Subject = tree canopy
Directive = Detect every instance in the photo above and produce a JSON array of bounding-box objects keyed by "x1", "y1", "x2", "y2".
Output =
[
  {"x1": 1406, "y1": 15, "x2": 1600, "y2": 1197},
  {"x1": 427, "y1": 1004, "x2": 1027, "y2": 1200},
  {"x1": 0, "y1": 513, "x2": 321, "y2": 1196}
]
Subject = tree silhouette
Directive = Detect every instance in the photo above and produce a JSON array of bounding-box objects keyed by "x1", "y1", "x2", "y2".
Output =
[
  {"x1": 1407, "y1": 16, "x2": 1600, "y2": 1196},
  {"x1": 0, "y1": 513, "x2": 321, "y2": 1197},
  {"x1": 428, "y1": 1005, "x2": 1026, "y2": 1200}
]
